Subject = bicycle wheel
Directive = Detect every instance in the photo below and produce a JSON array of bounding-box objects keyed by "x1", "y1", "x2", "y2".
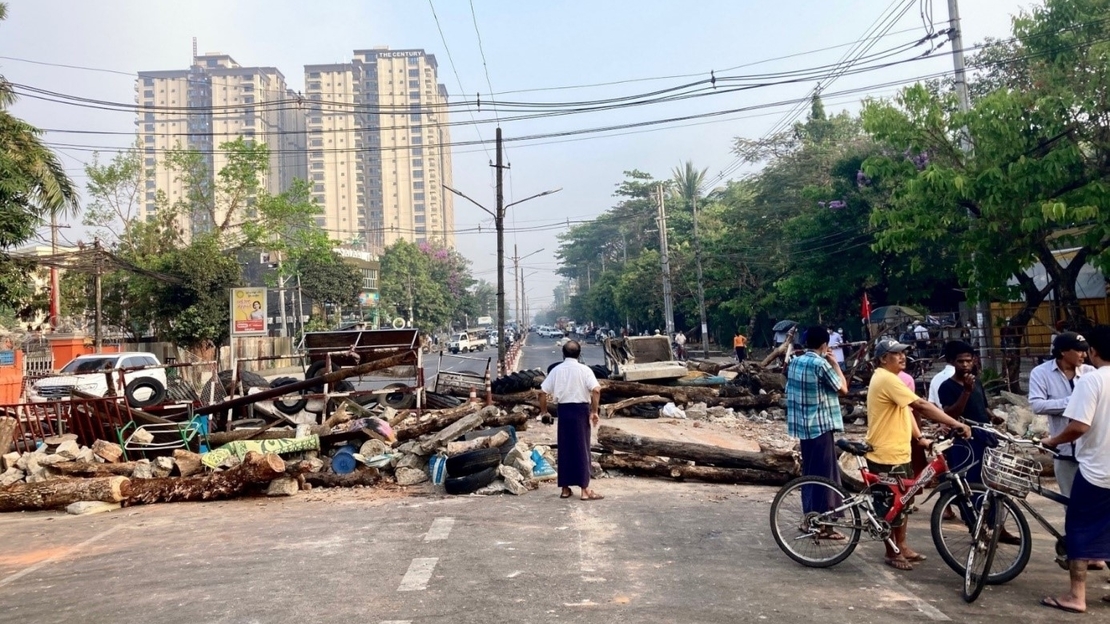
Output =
[
  {"x1": 962, "y1": 493, "x2": 1002, "y2": 603},
  {"x1": 930, "y1": 483, "x2": 1031, "y2": 584},
  {"x1": 770, "y1": 476, "x2": 861, "y2": 568}
]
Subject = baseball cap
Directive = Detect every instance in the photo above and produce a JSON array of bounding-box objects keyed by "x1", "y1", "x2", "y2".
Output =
[
  {"x1": 875, "y1": 337, "x2": 911, "y2": 358},
  {"x1": 1054, "y1": 332, "x2": 1089, "y2": 352}
]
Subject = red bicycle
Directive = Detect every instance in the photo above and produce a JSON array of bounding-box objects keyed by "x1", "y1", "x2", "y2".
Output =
[{"x1": 770, "y1": 432, "x2": 963, "y2": 567}]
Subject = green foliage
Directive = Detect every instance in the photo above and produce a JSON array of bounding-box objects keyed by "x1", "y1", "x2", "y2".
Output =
[
  {"x1": 377, "y1": 240, "x2": 479, "y2": 333},
  {"x1": 299, "y1": 253, "x2": 363, "y2": 311}
]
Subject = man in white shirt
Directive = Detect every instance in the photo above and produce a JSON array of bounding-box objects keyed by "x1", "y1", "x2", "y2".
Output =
[
  {"x1": 1040, "y1": 325, "x2": 1110, "y2": 613},
  {"x1": 927, "y1": 341, "x2": 960, "y2": 406},
  {"x1": 539, "y1": 340, "x2": 603, "y2": 501},
  {"x1": 913, "y1": 322, "x2": 930, "y2": 358},
  {"x1": 674, "y1": 331, "x2": 687, "y2": 361},
  {"x1": 828, "y1": 327, "x2": 846, "y2": 368}
]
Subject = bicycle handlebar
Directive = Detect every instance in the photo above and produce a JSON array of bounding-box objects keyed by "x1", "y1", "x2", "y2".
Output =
[{"x1": 968, "y1": 423, "x2": 1059, "y2": 457}]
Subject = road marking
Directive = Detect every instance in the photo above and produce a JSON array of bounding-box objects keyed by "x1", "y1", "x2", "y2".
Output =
[
  {"x1": 848, "y1": 558, "x2": 950, "y2": 621},
  {"x1": 397, "y1": 557, "x2": 438, "y2": 591},
  {"x1": 424, "y1": 516, "x2": 455, "y2": 541},
  {"x1": 380, "y1": 621, "x2": 412, "y2": 624},
  {"x1": 0, "y1": 523, "x2": 125, "y2": 589}
]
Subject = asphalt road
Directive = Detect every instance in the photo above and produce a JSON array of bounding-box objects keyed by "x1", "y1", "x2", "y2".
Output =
[
  {"x1": 1, "y1": 477, "x2": 1103, "y2": 624},
  {"x1": 517, "y1": 334, "x2": 606, "y2": 373}
]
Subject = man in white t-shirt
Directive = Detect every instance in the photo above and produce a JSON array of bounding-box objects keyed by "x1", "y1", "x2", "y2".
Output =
[
  {"x1": 674, "y1": 331, "x2": 687, "y2": 361},
  {"x1": 1040, "y1": 325, "x2": 1110, "y2": 613},
  {"x1": 539, "y1": 340, "x2": 603, "y2": 501},
  {"x1": 828, "y1": 327, "x2": 845, "y2": 368}
]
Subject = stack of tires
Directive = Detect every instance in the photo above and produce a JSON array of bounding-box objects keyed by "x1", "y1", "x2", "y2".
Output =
[
  {"x1": 442, "y1": 426, "x2": 517, "y2": 495},
  {"x1": 490, "y1": 369, "x2": 545, "y2": 395}
]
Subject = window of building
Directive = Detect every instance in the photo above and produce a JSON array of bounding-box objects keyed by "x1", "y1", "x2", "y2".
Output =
[
  {"x1": 207, "y1": 59, "x2": 218, "y2": 67},
  {"x1": 309, "y1": 71, "x2": 320, "y2": 78},
  {"x1": 414, "y1": 203, "x2": 425, "y2": 212},
  {"x1": 310, "y1": 138, "x2": 323, "y2": 147},
  {"x1": 315, "y1": 217, "x2": 326, "y2": 227},
  {"x1": 408, "y1": 57, "x2": 420, "y2": 66},
  {"x1": 143, "y1": 78, "x2": 154, "y2": 86},
  {"x1": 145, "y1": 157, "x2": 156, "y2": 166},
  {"x1": 146, "y1": 179, "x2": 156, "y2": 189},
  {"x1": 244, "y1": 95, "x2": 254, "y2": 104},
  {"x1": 408, "y1": 69, "x2": 419, "y2": 77},
  {"x1": 409, "y1": 91, "x2": 420, "y2": 100},
  {"x1": 312, "y1": 173, "x2": 324, "y2": 181},
  {"x1": 313, "y1": 184, "x2": 325, "y2": 193},
  {"x1": 362, "y1": 268, "x2": 378, "y2": 289},
  {"x1": 415, "y1": 215, "x2": 425, "y2": 224},
  {"x1": 145, "y1": 135, "x2": 155, "y2": 143},
  {"x1": 413, "y1": 159, "x2": 423, "y2": 168},
  {"x1": 408, "y1": 80, "x2": 419, "y2": 88},
  {"x1": 144, "y1": 123, "x2": 155, "y2": 132},
  {"x1": 413, "y1": 181, "x2": 424, "y2": 190},
  {"x1": 413, "y1": 170, "x2": 423, "y2": 179},
  {"x1": 143, "y1": 90, "x2": 154, "y2": 98},
  {"x1": 414, "y1": 193, "x2": 425, "y2": 201},
  {"x1": 311, "y1": 162, "x2": 324, "y2": 170},
  {"x1": 412, "y1": 148, "x2": 423, "y2": 156},
  {"x1": 411, "y1": 136, "x2": 422, "y2": 144},
  {"x1": 146, "y1": 191, "x2": 155, "y2": 201},
  {"x1": 144, "y1": 112, "x2": 155, "y2": 122}
]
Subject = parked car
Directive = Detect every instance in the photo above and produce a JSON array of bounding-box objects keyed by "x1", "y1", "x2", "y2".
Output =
[
  {"x1": 449, "y1": 331, "x2": 488, "y2": 353},
  {"x1": 28, "y1": 352, "x2": 169, "y2": 408}
]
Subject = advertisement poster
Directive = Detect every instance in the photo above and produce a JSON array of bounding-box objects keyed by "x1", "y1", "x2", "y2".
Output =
[{"x1": 231, "y1": 287, "x2": 267, "y2": 335}]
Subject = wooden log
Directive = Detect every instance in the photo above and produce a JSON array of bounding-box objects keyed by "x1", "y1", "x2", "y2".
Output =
[
  {"x1": 172, "y1": 450, "x2": 204, "y2": 477},
  {"x1": 601, "y1": 395, "x2": 668, "y2": 419},
  {"x1": 415, "y1": 410, "x2": 489, "y2": 454},
  {"x1": 124, "y1": 451, "x2": 285, "y2": 506},
  {"x1": 598, "y1": 453, "x2": 793, "y2": 486},
  {"x1": 597, "y1": 424, "x2": 797, "y2": 473},
  {"x1": 598, "y1": 380, "x2": 718, "y2": 405},
  {"x1": 481, "y1": 409, "x2": 527, "y2": 430},
  {"x1": 302, "y1": 469, "x2": 380, "y2": 488},
  {"x1": 685, "y1": 359, "x2": 723, "y2": 375},
  {"x1": 0, "y1": 476, "x2": 131, "y2": 512},
  {"x1": 394, "y1": 402, "x2": 481, "y2": 442},
  {"x1": 705, "y1": 394, "x2": 780, "y2": 410},
  {"x1": 206, "y1": 426, "x2": 328, "y2": 447},
  {"x1": 0, "y1": 416, "x2": 16, "y2": 454},
  {"x1": 51, "y1": 461, "x2": 139, "y2": 477}
]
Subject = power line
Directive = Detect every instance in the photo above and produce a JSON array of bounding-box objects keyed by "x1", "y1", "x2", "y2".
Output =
[{"x1": 427, "y1": 0, "x2": 492, "y2": 162}]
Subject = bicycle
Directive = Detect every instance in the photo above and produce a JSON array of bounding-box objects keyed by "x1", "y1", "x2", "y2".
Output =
[
  {"x1": 935, "y1": 425, "x2": 1063, "y2": 603},
  {"x1": 769, "y1": 431, "x2": 965, "y2": 569}
]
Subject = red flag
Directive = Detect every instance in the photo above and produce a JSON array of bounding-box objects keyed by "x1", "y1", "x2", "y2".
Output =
[{"x1": 861, "y1": 293, "x2": 872, "y2": 322}]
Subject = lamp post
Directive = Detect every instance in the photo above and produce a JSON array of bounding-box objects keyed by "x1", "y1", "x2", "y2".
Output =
[{"x1": 444, "y1": 184, "x2": 561, "y2": 374}]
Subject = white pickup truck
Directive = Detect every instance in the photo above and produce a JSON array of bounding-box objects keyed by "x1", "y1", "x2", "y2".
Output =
[
  {"x1": 28, "y1": 352, "x2": 169, "y2": 408},
  {"x1": 448, "y1": 331, "x2": 488, "y2": 354}
]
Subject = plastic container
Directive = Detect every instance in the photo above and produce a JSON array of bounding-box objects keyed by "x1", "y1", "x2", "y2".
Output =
[{"x1": 428, "y1": 455, "x2": 447, "y2": 486}]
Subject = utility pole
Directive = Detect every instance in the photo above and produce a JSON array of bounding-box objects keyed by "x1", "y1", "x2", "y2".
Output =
[
  {"x1": 276, "y1": 251, "x2": 288, "y2": 338},
  {"x1": 947, "y1": 0, "x2": 993, "y2": 366},
  {"x1": 513, "y1": 244, "x2": 521, "y2": 328},
  {"x1": 93, "y1": 239, "x2": 103, "y2": 350},
  {"x1": 656, "y1": 184, "x2": 675, "y2": 336},
  {"x1": 692, "y1": 195, "x2": 709, "y2": 358},
  {"x1": 493, "y1": 127, "x2": 508, "y2": 375},
  {"x1": 49, "y1": 213, "x2": 59, "y2": 328}
]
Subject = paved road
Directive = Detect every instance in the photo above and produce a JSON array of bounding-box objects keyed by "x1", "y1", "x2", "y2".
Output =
[
  {"x1": 0, "y1": 477, "x2": 1102, "y2": 624},
  {"x1": 517, "y1": 335, "x2": 606, "y2": 373}
]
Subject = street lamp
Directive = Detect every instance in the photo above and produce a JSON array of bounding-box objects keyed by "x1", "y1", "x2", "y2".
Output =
[{"x1": 444, "y1": 184, "x2": 561, "y2": 375}]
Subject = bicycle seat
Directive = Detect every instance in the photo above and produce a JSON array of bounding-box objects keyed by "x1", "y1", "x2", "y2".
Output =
[{"x1": 836, "y1": 439, "x2": 873, "y2": 457}]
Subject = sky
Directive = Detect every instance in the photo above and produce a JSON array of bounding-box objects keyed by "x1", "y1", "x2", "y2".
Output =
[{"x1": 2, "y1": 0, "x2": 1036, "y2": 316}]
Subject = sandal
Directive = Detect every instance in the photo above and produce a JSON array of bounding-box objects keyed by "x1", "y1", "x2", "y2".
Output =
[
  {"x1": 559, "y1": 488, "x2": 573, "y2": 499},
  {"x1": 580, "y1": 489, "x2": 605, "y2": 501},
  {"x1": 1041, "y1": 597, "x2": 1084, "y2": 614},
  {"x1": 884, "y1": 556, "x2": 913, "y2": 571},
  {"x1": 903, "y1": 551, "x2": 927, "y2": 563},
  {"x1": 819, "y1": 529, "x2": 847, "y2": 541}
]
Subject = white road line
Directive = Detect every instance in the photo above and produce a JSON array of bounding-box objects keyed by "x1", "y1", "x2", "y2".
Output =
[
  {"x1": 0, "y1": 523, "x2": 125, "y2": 589},
  {"x1": 379, "y1": 621, "x2": 412, "y2": 624},
  {"x1": 848, "y1": 558, "x2": 951, "y2": 621},
  {"x1": 397, "y1": 557, "x2": 438, "y2": 592},
  {"x1": 424, "y1": 516, "x2": 455, "y2": 541}
]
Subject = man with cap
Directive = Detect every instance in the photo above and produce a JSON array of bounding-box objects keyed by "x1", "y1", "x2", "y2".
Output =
[
  {"x1": 867, "y1": 337, "x2": 971, "y2": 571},
  {"x1": 1029, "y1": 331, "x2": 1102, "y2": 572}
]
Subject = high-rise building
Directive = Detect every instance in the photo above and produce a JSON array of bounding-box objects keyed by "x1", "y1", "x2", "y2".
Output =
[
  {"x1": 136, "y1": 52, "x2": 306, "y2": 236},
  {"x1": 304, "y1": 47, "x2": 453, "y2": 253}
]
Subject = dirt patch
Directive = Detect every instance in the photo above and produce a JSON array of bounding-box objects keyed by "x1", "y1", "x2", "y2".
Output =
[{"x1": 0, "y1": 547, "x2": 70, "y2": 567}]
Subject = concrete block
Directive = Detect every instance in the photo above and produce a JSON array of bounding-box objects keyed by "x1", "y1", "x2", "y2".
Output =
[
  {"x1": 65, "y1": 501, "x2": 121, "y2": 516},
  {"x1": 0, "y1": 467, "x2": 24, "y2": 487},
  {"x1": 131, "y1": 459, "x2": 153, "y2": 479},
  {"x1": 130, "y1": 429, "x2": 155, "y2": 445},
  {"x1": 395, "y1": 466, "x2": 429, "y2": 486},
  {"x1": 2, "y1": 452, "x2": 20, "y2": 471},
  {"x1": 75, "y1": 448, "x2": 96, "y2": 464},
  {"x1": 54, "y1": 439, "x2": 80, "y2": 460},
  {"x1": 92, "y1": 440, "x2": 124, "y2": 463},
  {"x1": 266, "y1": 477, "x2": 299, "y2": 497},
  {"x1": 152, "y1": 456, "x2": 175, "y2": 478}
]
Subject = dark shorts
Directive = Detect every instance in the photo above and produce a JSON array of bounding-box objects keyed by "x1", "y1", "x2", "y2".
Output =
[{"x1": 867, "y1": 460, "x2": 914, "y2": 526}]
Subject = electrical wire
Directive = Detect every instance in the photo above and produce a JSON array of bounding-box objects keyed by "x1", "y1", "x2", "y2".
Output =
[{"x1": 427, "y1": 0, "x2": 492, "y2": 162}]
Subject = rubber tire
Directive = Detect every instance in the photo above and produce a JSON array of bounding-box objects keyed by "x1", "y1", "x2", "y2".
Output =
[
  {"x1": 381, "y1": 383, "x2": 416, "y2": 410},
  {"x1": 962, "y1": 494, "x2": 1002, "y2": 603},
  {"x1": 446, "y1": 447, "x2": 502, "y2": 477},
  {"x1": 462, "y1": 426, "x2": 518, "y2": 460},
  {"x1": 930, "y1": 483, "x2": 1031, "y2": 585},
  {"x1": 306, "y1": 361, "x2": 355, "y2": 392},
  {"x1": 769, "y1": 475, "x2": 861, "y2": 568},
  {"x1": 444, "y1": 465, "x2": 498, "y2": 495},
  {"x1": 125, "y1": 377, "x2": 167, "y2": 409},
  {"x1": 270, "y1": 377, "x2": 308, "y2": 415}
]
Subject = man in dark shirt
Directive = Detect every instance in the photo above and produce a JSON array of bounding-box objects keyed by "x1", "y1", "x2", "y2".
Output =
[{"x1": 938, "y1": 341, "x2": 990, "y2": 484}]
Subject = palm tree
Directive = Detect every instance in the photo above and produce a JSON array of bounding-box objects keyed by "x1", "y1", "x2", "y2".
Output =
[
  {"x1": 0, "y1": 1, "x2": 80, "y2": 233},
  {"x1": 670, "y1": 160, "x2": 708, "y2": 206}
]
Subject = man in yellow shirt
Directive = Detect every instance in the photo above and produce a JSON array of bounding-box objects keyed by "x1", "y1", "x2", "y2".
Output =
[{"x1": 867, "y1": 337, "x2": 970, "y2": 571}]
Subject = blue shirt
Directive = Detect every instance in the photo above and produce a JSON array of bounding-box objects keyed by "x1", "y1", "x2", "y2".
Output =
[{"x1": 785, "y1": 351, "x2": 844, "y2": 440}]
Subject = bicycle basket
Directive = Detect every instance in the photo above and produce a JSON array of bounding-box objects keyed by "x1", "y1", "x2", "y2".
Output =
[{"x1": 982, "y1": 445, "x2": 1040, "y2": 498}]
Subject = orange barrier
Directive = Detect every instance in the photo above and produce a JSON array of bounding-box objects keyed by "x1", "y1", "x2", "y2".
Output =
[{"x1": 0, "y1": 348, "x2": 22, "y2": 404}]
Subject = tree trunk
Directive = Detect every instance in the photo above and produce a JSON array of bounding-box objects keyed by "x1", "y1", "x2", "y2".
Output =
[
  {"x1": 599, "y1": 380, "x2": 718, "y2": 405},
  {"x1": 0, "y1": 476, "x2": 131, "y2": 512},
  {"x1": 597, "y1": 424, "x2": 797, "y2": 473},
  {"x1": 707, "y1": 394, "x2": 779, "y2": 410},
  {"x1": 394, "y1": 402, "x2": 481, "y2": 441},
  {"x1": 206, "y1": 426, "x2": 329, "y2": 447},
  {"x1": 51, "y1": 462, "x2": 139, "y2": 477},
  {"x1": 124, "y1": 451, "x2": 285, "y2": 506},
  {"x1": 0, "y1": 416, "x2": 16, "y2": 454},
  {"x1": 302, "y1": 469, "x2": 381, "y2": 488},
  {"x1": 481, "y1": 410, "x2": 527, "y2": 430},
  {"x1": 602, "y1": 395, "x2": 670, "y2": 419},
  {"x1": 599, "y1": 453, "x2": 792, "y2": 486}
]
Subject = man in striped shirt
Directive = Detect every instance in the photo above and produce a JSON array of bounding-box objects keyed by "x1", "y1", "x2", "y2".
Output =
[{"x1": 786, "y1": 326, "x2": 849, "y2": 537}]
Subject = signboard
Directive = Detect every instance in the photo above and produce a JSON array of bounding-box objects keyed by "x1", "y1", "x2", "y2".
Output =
[
  {"x1": 0, "y1": 350, "x2": 14, "y2": 367},
  {"x1": 359, "y1": 291, "x2": 379, "y2": 307},
  {"x1": 231, "y1": 287, "x2": 267, "y2": 336},
  {"x1": 476, "y1": 316, "x2": 493, "y2": 326}
]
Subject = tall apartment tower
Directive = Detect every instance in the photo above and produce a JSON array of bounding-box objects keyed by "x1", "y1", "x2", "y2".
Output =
[
  {"x1": 136, "y1": 52, "x2": 306, "y2": 235},
  {"x1": 304, "y1": 47, "x2": 453, "y2": 253}
]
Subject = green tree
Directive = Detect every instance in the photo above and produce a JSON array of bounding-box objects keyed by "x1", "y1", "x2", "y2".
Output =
[{"x1": 299, "y1": 253, "x2": 363, "y2": 324}]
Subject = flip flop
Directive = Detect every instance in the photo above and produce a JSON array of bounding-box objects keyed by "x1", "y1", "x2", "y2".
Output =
[
  {"x1": 884, "y1": 557, "x2": 913, "y2": 571},
  {"x1": 1040, "y1": 597, "x2": 1084, "y2": 614},
  {"x1": 1087, "y1": 561, "x2": 1106, "y2": 570},
  {"x1": 819, "y1": 530, "x2": 847, "y2": 541},
  {"x1": 903, "y1": 552, "x2": 927, "y2": 563},
  {"x1": 559, "y1": 489, "x2": 573, "y2": 499},
  {"x1": 580, "y1": 490, "x2": 604, "y2": 501}
]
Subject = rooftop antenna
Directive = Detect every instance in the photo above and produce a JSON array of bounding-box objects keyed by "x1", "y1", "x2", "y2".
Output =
[{"x1": 192, "y1": 37, "x2": 197, "y2": 64}]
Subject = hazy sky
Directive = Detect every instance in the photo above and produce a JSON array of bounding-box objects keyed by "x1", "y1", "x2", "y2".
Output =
[{"x1": 3, "y1": 0, "x2": 1034, "y2": 313}]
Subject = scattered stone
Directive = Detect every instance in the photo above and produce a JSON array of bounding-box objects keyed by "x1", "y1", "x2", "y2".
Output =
[
  {"x1": 217, "y1": 455, "x2": 242, "y2": 470},
  {"x1": 393, "y1": 453, "x2": 426, "y2": 470},
  {"x1": 54, "y1": 440, "x2": 80, "y2": 460},
  {"x1": 131, "y1": 459, "x2": 153, "y2": 479},
  {"x1": 395, "y1": 466, "x2": 429, "y2": 486},
  {"x1": 130, "y1": 428, "x2": 155, "y2": 445},
  {"x1": 475, "y1": 480, "x2": 509, "y2": 495},
  {"x1": 504, "y1": 442, "x2": 535, "y2": 476},
  {"x1": 1028, "y1": 414, "x2": 1050, "y2": 438},
  {"x1": 266, "y1": 476, "x2": 300, "y2": 497},
  {"x1": 2, "y1": 452, "x2": 20, "y2": 471},
  {"x1": 75, "y1": 447, "x2": 96, "y2": 464},
  {"x1": 706, "y1": 406, "x2": 732, "y2": 419},
  {"x1": 359, "y1": 439, "x2": 391, "y2": 457},
  {"x1": 43, "y1": 433, "x2": 78, "y2": 451},
  {"x1": 685, "y1": 402, "x2": 709, "y2": 421},
  {"x1": 1007, "y1": 406, "x2": 1035, "y2": 437},
  {"x1": 92, "y1": 440, "x2": 124, "y2": 463},
  {"x1": 1001, "y1": 391, "x2": 1030, "y2": 408},
  {"x1": 0, "y1": 467, "x2": 24, "y2": 487},
  {"x1": 173, "y1": 449, "x2": 204, "y2": 477},
  {"x1": 38, "y1": 454, "x2": 70, "y2": 467},
  {"x1": 65, "y1": 501, "x2": 120, "y2": 516},
  {"x1": 497, "y1": 464, "x2": 528, "y2": 495},
  {"x1": 153, "y1": 456, "x2": 175, "y2": 478},
  {"x1": 25, "y1": 471, "x2": 51, "y2": 484}
]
